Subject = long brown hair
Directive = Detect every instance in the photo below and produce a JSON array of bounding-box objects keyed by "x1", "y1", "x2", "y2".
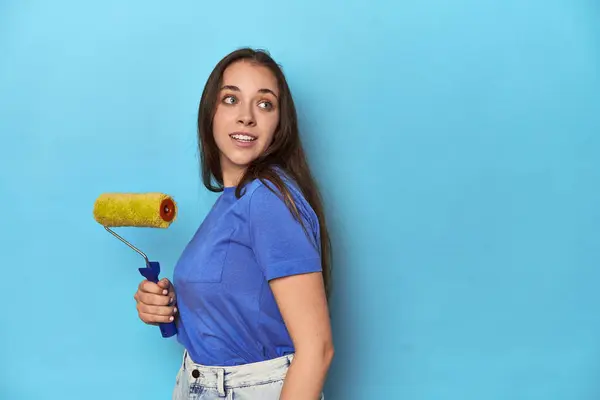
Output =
[{"x1": 196, "y1": 48, "x2": 332, "y2": 299}]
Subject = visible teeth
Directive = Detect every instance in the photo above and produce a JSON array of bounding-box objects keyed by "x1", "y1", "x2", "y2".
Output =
[{"x1": 231, "y1": 134, "x2": 256, "y2": 142}]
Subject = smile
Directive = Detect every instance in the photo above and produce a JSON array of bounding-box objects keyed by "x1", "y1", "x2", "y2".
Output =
[{"x1": 229, "y1": 132, "x2": 257, "y2": 142}]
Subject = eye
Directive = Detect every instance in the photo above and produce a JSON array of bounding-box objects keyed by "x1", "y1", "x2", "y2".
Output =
[
  {"x1": 222, "y1": 95, "x2": 237, "y2": 105},
  {"x1": 258, "y1": 100, "x2": 273, "y2": 110}
]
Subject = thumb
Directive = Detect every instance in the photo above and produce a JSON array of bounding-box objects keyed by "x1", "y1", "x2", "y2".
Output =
[{"x1": 157, "y1": 278, "x2": 171, "y2": 290}]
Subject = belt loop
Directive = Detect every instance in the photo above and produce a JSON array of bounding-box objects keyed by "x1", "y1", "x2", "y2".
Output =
[{"x1": 217, "y1": 368, "x2": 226, "y2": 397}]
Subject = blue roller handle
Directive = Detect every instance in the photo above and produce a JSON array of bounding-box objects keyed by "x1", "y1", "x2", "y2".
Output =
[{"x1": 138, "y1": 261, "x2": 177, "y2": 338}]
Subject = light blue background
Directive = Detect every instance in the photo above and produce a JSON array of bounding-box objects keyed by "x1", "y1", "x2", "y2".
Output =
[{"x1": 1, "y1": 0, "x2": 599, "y2": 398}]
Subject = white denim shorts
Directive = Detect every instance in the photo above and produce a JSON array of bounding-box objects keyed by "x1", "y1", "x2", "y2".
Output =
[{"x1": 172, "y1": 350, "x2": 324, "y2": 399}]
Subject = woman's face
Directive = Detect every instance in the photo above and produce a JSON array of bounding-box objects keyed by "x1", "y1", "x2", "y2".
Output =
[{"x1": 212, "y1": 60, "x2": 280, "y2": 184}]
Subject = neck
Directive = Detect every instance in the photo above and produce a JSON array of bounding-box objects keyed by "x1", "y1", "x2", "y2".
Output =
[{"x1": 221, "y1": 160, "x2": 246, "y2": 188}]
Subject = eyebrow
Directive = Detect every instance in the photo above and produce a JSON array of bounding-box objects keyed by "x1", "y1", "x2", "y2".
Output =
[{"x1": 220, "y1": 85, "x2": 278, "y2": 98}]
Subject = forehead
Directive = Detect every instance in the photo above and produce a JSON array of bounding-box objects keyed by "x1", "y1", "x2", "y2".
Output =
[{"x1": 222, "y1": 60, "x2": 278, "y2": 93}]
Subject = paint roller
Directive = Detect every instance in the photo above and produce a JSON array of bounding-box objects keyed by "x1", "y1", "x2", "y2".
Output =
[{"x1": 93, "y1": 192, "x2": 178, "y2": 338}]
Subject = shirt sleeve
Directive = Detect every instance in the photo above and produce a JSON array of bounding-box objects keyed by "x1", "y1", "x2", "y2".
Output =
[{"x1": 248, "y1": 182, "x2": 322, "y2": 281}]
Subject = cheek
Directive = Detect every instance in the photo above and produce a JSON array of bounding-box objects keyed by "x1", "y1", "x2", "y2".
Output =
[
  {"x1": 212, "y1": 108, "x2": 228, "y2": 134},
  {"x1": 261, "y1": 113, "x2": 279, "y2": 143}
]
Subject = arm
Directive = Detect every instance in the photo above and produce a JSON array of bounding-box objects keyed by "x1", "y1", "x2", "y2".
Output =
[
  {"x1": 271, "y1": 271, "x2": 334, "y2": 400},
  {"x1": 248, "y1": 183, "x2": 333, "y2": 398}
]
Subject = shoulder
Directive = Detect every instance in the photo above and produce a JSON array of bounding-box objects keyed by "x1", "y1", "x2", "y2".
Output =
[
  {"x1": 243, "y1": 170, "x2": 319, "y2": 234},
  {"x1": 241, "y1": 169, "x2": 323, "y2": 279}
]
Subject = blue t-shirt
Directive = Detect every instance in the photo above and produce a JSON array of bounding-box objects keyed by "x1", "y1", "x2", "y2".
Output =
[{"x1": 172, "y1": 174, "x2": 322, "y2": 366}]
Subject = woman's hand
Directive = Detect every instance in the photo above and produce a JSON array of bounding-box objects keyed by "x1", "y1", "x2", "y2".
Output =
[{"x1": 134, "y1": 278, "x2": 177, "y2": 325}]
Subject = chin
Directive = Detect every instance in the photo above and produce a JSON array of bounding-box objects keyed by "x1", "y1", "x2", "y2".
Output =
[{"x1": 222, "y1": 150, "x2": 259, "y2": 170}]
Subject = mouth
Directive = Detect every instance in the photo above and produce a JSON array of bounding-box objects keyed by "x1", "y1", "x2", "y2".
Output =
[{"x1": 229, "y1": 132, "x2": 258, "y2": 143}]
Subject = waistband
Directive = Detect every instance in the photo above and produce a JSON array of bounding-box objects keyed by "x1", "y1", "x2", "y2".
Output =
[{"x1": 180, "y1": 350, "x2": 294, "y2": 393}]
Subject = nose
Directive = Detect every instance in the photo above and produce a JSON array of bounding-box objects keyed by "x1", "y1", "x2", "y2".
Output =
[{"x1": 237, "y1": 103, "x2": 256, "y2": 127}]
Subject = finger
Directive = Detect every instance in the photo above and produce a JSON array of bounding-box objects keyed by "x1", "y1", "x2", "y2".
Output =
[
  {"x1": 139, "y1": 311, "x2": 175, "y2": 325},
  {"x1": 139, "y1": 280, "x2": 165, "y2": 295},
  {"x1": 134, "y1": 290, "x2": 175, "y2": 307},
  {"x1": 137, "y1": 302, "x2": 176, "y2": 317},
  {"x1": 157, "y1": 279, "x2": 172, "y2": 294},
  {"x1": 138, "y1": 292, "x2": 173, "y2": 306},
  {"x1": 157, "y1": 278, "x2": 171, "y2": 289}
]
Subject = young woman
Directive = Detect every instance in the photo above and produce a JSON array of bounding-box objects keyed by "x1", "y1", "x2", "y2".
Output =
[{"x1": 133, "y1": 48, "x2": 334, "y2": 399}]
